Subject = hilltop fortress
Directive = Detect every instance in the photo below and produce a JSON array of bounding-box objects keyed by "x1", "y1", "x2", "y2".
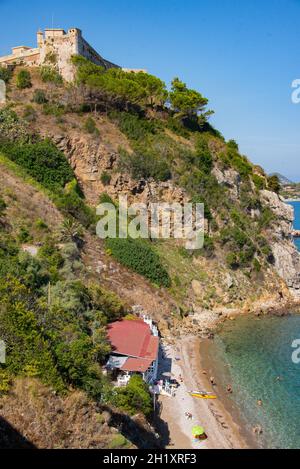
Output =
[{"x1": 0, "y1": 28, "x2": 144, "y2": 82}]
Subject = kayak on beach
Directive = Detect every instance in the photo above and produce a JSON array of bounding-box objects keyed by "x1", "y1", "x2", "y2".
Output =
[{"x1": 189, "y1": 391, "x2": 217, "y2": 400}]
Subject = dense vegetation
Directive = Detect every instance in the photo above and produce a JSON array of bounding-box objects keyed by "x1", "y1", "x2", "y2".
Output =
[
  {"x1": 0, "y1": 139, "x2": 74, "y2": 191},
  {"x1": 106, "y1": 237, "x2": 171, "y2": 287},
  {"x1": 0, "y1": 222, "x2": 121, "y2": 398},
  {"x1": 98, "y1": 194, "x2": 170, "y2": 287},
  {"x1": 40, "y1": 66, "x2": 63, "y2": 85}
]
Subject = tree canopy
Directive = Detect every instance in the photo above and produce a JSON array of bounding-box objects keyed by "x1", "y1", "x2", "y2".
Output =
[
  {"x1": 169, "y1": 77, "x2": 212, "y2": 122},
  {"x1": 71, "y1": 56, "x2": 167, "y2": 110}
]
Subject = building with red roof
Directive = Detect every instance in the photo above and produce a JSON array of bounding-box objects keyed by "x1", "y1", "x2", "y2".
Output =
[{"x1": 106, "y1": 317, "x2": 159, "y2": 386}]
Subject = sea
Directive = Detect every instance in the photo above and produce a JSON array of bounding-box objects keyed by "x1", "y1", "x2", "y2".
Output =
[{"x1": 206, "y1": 201, "x2": 300, "y2": 448}]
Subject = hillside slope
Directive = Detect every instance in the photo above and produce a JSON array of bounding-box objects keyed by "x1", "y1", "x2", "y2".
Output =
[
  {"x1": 1, "y1": 61, "x2": 300, "y2": 447},
  {"x1": 5, "y1": 65, "x2": 300, "y2": 313}
]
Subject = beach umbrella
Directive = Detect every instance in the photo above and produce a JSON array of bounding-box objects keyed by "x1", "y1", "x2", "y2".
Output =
[{"x1": 192, "y1": 426, "x2": 205, "y2": 437}]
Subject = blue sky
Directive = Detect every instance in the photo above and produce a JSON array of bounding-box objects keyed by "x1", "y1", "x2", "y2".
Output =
[{"x1": 1, "y1": 0, "x2": 300, "y2": 180}]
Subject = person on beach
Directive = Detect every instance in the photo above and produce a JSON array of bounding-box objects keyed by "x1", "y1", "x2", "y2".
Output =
[{"x1": 227, "y1": 384, "x2": 233, "y2": 394}]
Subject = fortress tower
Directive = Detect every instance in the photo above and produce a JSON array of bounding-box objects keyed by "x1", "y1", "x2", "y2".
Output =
[{"x1": 0, "y1": 27, "x2": 121, "y2": 82}]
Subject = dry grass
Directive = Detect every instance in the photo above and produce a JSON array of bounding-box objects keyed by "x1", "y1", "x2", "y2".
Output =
[{"x1": 0, "y1": 378, "x2": 132, "y2": 449}]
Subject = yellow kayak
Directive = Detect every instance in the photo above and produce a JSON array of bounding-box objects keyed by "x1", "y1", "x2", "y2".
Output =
[{"x1": 189, "y1": 392, "x2": 217, "y2": 400}]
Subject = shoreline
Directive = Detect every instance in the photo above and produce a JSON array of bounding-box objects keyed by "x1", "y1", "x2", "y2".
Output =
[
  {"x1": 158, "y1": 336, "x2": 255, "y2": 449},
  {"x1": 282, "y1": 198, "x2": 300, "y2": 202},
  {"x1": 157, "y1": 305, "x2": 300, "y2": 449}
]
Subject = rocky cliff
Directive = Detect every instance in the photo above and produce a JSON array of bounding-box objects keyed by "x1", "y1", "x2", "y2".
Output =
[{"x1": 261, "y1": 190, "x2": 300, "y2": 295}]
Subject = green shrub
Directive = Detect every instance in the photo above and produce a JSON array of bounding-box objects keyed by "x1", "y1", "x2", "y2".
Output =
[
  {"x1": 44, "y1": 52, "x2": 58, "y2": 65},
  {"x1": 106, "y1": 237, "x2": 170, "y2": 287},
  {"x1": 226, "y1": 252, "x2": 239, "y2": 269},
  {"x1": 119, "y1": 147, "x2": 171, "y2": 182},
  {"x1": 38, "y1": 240, "x2": 64, "y2": 282},
  {"x1": 32, "y1": 89, "x2": 48, "y2": 104},
  {"x1": 55, "y1": 191, "x2": 97, "y2": 229},
  {"x1": 166, "y1": 116, "x2": 190, "y2": 138},
  {"x1": 111, "y1": 375, "x2": 152, "y2": 417},
  {"x1": 99, "y1": 192, "x2": 115, "y2": 205},
  {"x1": 42, "y1": 103, "x2": 65, "y2": 118},
  {"x1": 23, "y1": 105, "x2": 37, "y2": 122},
  {"x1": 258, "y1": 207, "x2": 274, "y2": 229},
  {"x1": 227, "y1": 148, "x2": 252, "y2": 178},
  {"x1": 0, "y1": 369, "x2": 11, "y2": 394},
  {"x1": 0, "y1": 66, "x2": 12, "y2": 83},
  {"x1": 17, "y1": 226, "x2": 31, "y2": 243},
  {"x1": 16, "y1": 70, "x2": 32, "y2": 89},
  {"x1": 252, "y1": 174, "x2": 265, "y2": 190},
  {"x1": 100, "y1": 171, "x2": 111, "y2": 186},
  {"x1": 194, "y1": 135, "x2": 213, "y2": 173},
  {"x1": 110, "y1": 111, "x2": 161, "y2": 141},
  {"x1": 35, "y1": 218, "x2": 48, "y2": 230},
  {"x1": 0, "y1": 197, "x2": 7, "y2": 217},
  {"x1": 83, "y1": 116, "x2": 99, "y2": 135},
  {"x1": 267, "y1": 175, "x2": 281, "y2": 193},
  {"x1": 198, "y1": 234, "x2": 214, "y2": 258},
  {"x1": 220, "y1": 225, "x2": 256, "y2": 268},
  {"x1": 88, "y1": 284, "x2": 125, "y2": 322},
  {"x1": 0, "y1": 139, "x2": 74, "y2": 192},
  {"x1": 220, "y1": 226, "x2": 247, "y2": 248},
  {"x1": 40, "y1": 66, "x2": 63, "y2": 85},
  {"x1": 109, "y1": 434, "x2": 130, "y2": 449},
  {"x1": 0, "y1": 108, "x2": 28, "y2": 141},
  {"x1": 227, "y1": 139, "x2": 239, "y2": 151}
]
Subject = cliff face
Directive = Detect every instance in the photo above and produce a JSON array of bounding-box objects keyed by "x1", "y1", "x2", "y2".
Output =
[
  {"x1": 261, "y1": 190, "x2": 300, "y2": 295},
  {"x1": 45, "y1": 125, "x2": 300, "y2": 314},
  {"x1": 47, "y1": 133, "x2": 188, "y2": 208}
]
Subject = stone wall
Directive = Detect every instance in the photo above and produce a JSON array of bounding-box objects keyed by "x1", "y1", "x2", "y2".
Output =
[
  {"x1": 78, "y1": 36, "x2": 119, "y2": 70},
  {"x1": 39, "y1": 29, "x2": 79, "y2": 82}
]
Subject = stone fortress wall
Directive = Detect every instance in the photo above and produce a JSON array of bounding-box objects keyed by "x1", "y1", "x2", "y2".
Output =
[{"x1": 0, "y1": 27, "x2": 142, "y2": 82}]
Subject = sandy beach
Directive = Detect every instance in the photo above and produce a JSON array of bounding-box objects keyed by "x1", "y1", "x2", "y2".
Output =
[{"x1": 158, "y1": 336, "x2": 253, "y2": 449}]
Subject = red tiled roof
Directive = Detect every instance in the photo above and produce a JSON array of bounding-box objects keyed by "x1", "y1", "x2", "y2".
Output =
[
  {"x1": 120, "y1": 357, "x2": 153, "y2": 373},
  {"x1": 107, "y1": 320, "x2": 159, "y2": 360}
]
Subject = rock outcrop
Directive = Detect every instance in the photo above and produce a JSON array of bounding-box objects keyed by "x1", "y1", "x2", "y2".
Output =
[
  {"x1": 260, "y1": 190, "x2": 300, "y2": 295},
  {"x1": 50, "y1": 133, "x2": 188, "y2": 207},
  {"x1": 212, "y1": 166, "x2": 241, "y2": 199}
]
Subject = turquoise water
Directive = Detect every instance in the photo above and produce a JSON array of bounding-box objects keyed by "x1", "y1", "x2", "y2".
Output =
[
  {"x1": 208, "y1": 201, "x2": 300, "y2": 448},
  {"x1": 209, "y1": 316, "x2": 300, "y2": 448}
]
